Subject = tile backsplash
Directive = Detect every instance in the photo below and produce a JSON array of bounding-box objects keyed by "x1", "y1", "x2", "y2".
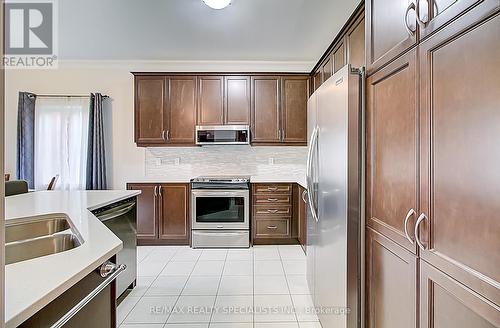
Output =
[{"x1": 145, "y1": 146, "x2": 307, "y2": 178}]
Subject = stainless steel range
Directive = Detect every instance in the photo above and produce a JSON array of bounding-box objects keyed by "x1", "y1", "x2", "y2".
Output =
[{"x1": 191, "y1": 176, "x2": 250, "y2": 248}]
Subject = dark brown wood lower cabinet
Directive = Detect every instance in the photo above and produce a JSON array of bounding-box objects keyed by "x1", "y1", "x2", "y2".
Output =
[
  {"x1": 127, "y1": 183, "x2": 157, "y2": 240},
  {"x1": 420, "y1": 260, "x2": 500, "y2": 328},
  {"x1": 158, "y1": 184, "x2": 190, "y2": 244},
  {"x1": 127, "y1": 183, "x2": 190, "y2": 245},
  {"x1": 251, "y1": 183, "x2": 299, "y2": 245},
  {"x1": 366, "y1": 228, "x2": 417, "y2": 328}
]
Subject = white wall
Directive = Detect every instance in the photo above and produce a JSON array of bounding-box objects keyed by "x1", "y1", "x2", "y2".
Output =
[{"x1": 5, "y1": 60, "x2": 311, "y2": 189}]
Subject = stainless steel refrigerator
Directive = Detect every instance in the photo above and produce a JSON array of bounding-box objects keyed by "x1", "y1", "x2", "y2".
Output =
[{"x1": 306, "y1": 65, "x2": 364, "y2": 328}]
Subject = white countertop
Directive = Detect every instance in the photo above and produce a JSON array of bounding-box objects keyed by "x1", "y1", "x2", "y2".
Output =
[
  {"x1": 5, "y1": 190, "x2": 141, "y2": 328},
  {"x1": 128, "y1": 173, "x2": 307, "y2": 188}
]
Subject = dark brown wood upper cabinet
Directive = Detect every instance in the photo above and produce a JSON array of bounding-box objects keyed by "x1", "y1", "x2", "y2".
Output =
[
  {"x1": 134, "y1": 75, "x2": 196, "y2": 146},
  {"x1": 167, "y1": 76, "x2": 197, "y2": 144},
  {"x1": 333, "y1": 41, "x2": 345, "y2": 73},
  {"x1": 419, "y1": 261, "x2": 500, "y2": 328},
  {"x1": 197, "y1": 76, "x2": 224, "y2": 125},
  {"x1": 418, "y1": 9, "x2": 500, "y2": 303},
  {"x1": 158, "y1": 184, "x2": 190, "y2": 244},
  {"x1": 251, "y1": 76, "x2": 281, "y2": 143},
  {"x1": 366, "y1": 0, "x2": 418, "y2": 74},
  {"x1": 134, "y1": 76, "x2": 166, "y2": 145},
  {"x1": 367, "y1": 49, "x2": 418, "y2": 254},
  {"x1": 345, "y1": 14, "x2": 365, "y2": 68},
  {"x1": 312, "y1": 71, "x2": 322, "y2": 93},
  {"x1": 417, "y1": 0, "x2": 497, "y2": 39},
  {"x1": 127, "y1": 183, "x2": 157, "y2": 240},
  {"x1": 366, "y1": 228, "x2": 417, "y2": 328},
  {"x1": 281, "y1": 76, "x2": 309, "y2": 144},
  {"x1": 321, "y1": 56, "x2": 333, "y2": 82},
  {"x1": 225, "y1": 76, "x2": 250, "y2": 125}
]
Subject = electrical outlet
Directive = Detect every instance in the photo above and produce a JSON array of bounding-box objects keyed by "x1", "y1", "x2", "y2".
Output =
[
  {"x1": 268, "y1": 157, "x2": 275, "y2": 165},
  {"x1": 155, "y1": 158, "x2": 161, "y2": 166},
  {"x1": 174, "y1": 158, "x2": 180, "y2": 165}
]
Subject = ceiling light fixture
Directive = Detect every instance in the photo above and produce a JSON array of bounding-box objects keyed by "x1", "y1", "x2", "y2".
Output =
[{"x1": 202, "y1": 0, "x2": 231, "y2": 10}]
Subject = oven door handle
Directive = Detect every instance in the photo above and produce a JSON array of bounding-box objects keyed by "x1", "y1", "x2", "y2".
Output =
[{"x1": 191, "y1": 190, "x2": 249, "y2": 197}]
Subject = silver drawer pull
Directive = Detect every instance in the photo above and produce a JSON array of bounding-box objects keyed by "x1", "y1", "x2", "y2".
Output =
[
  {"x1": 267, "y1": 225, "x2": 278, "y2": 229},
  {"x1": 267, "y1": 198, "x2": 279, "y2": 202},
  {"x1": 267, "y1": 187, "x2": 278, "y2": 191},
  {"x1": 50, "y1": 262, "x2": 126, "y2": 328},
  {"x1": 267, "y1": 209, "x2": 279, "y2": 213}
]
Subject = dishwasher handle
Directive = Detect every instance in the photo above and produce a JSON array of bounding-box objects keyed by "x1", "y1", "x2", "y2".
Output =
[
  {"x1": 50, "y1": 262, "x2": 126, "y2": 328},
  {"x1": 95, "y1": 201, "x2": 136, "y2": 222}
]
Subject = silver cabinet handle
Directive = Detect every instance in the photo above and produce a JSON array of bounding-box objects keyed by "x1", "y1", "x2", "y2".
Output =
[
  {"x1": 416, "y1": 0, "x2": 429, "y2": 24},
  {"x1": 278, "y1": 129, "x2": 282, "y2": 141},
  {"x1": 267, "y1": 209, "x2": 279, "y2": 213},
  {"x1": 404, "y1": 208, "x2": 416, "y2": 244},
  {"x1": 414, "y1": 213, "x2": 428, "y2": 250},
  {"x1": 158, "y1": 185, "x2": 162, "y2": 197},
  {"x1": 154, "y1": 185, "x2": 158, "y2": 197},
  {"x1": 404, "y1": 2, "x2": 417, "y2": 36},
  {"x1": 301, "y1": 189, "x2": 308, "y2": 203},
  {"x1": 267, "y1": 198, "x2": 279, "y2": 202},
  {"x1": 267, "y1": 225, "x2": 278, "y2": 229},
  {"x1": 162, "y1": 130, "x2": 170, "y2": 142},
  {"x1": 50, "y1": 262, "x2": 126, "y2": 328},
  {"x1": 267, "y1": 187, "x2": 278, "y2": 191}
]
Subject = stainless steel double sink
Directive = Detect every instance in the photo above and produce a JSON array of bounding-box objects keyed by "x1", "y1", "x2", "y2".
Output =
[{"x1": 5, "y1": 216, "x2": 82, "y2": 265}]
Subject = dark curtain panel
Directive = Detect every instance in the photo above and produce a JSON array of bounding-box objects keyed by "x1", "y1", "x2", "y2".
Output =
[
  {"x1": 86, "y1": 93, "x2": 108, "y2": 190},
  {"x1": 16, "y1": 92, "x2": 37, "y2": 189}
]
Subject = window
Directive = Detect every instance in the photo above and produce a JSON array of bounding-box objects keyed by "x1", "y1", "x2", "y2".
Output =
[{"x1": 34, "y1": 97, "x2": 90, "y2": 190}]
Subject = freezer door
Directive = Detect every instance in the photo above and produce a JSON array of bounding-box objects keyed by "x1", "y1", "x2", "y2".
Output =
[{"x1": 315, "y1": 66, "x2": 350, "y2": 327}]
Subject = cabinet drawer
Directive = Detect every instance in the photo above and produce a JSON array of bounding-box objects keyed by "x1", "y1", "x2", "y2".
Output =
[
  {"x1": 253, "y1": 194, "x2": 292, "y2": 205},
  {"x1": 253, "y1": 205, "x2": 292, "y2": 217},
  {"x1": 253, "y1": 184, "x2": 292, "y2": 194},
  {"x1": 255, "y1": 218, "x2": 290, "y2": 238}
]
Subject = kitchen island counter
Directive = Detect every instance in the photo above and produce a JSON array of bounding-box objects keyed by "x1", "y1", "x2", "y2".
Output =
[{"x1": 5, "y1": 190, "x2": 140, "y2": 328}]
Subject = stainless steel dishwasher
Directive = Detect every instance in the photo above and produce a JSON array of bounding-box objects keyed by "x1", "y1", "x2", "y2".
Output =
[{"x1": 92, "y1": 197, "x2": 137, "y2": 298}]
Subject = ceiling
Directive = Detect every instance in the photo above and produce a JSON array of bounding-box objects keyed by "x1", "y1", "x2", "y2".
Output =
[{"x1": 58, "y1": 0, "x2": 359, "y2": 64}]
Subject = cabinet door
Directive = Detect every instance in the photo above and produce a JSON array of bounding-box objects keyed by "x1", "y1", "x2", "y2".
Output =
[
  {"x1": 313, "y1": 71, "x2": 322, "y2": 93},
  {"x1": 225, "y1": 76, "x2": 250, "y2": 125},
  {"x1": 346, "y1": 14, "x2": 365, "y2": 68},
  {"x1": 127, "y1": 183, "x2": 157, "y2": 240},
  {"x1": 366, "y1": 228, "x2": 417, "y2": 328},
  {"x1": 134, "y1": 76, "x2": 166, "y2": 145},
  {"x1": 251, "y1": 76, "x2": 281, "y2": 143},
  {"x1": 366, "y1": 49, "x2": 419, "y2": 254},
  {"x1": 158, "y1": 184, "x2": 190, "y2": 244},
  {"x1": 321, "y1": 55, "x2": 334, "y2": 82},
  {"x1": 366, "y1": 0, "x2": 418, "y2": 74},
  {"x1": 281, "y1": 76, "x2": 309, "y2": 144},
  {"x1": 418, "y1": 0, "x2": 497, "y2": 39},
  {"x1": 420, "y1": 261, "x2": 500, "y2": 328},
  {"x1": 197, "y1": 76, "x2": 224, "y2": 126},
  {"x1": 419, "y1": 9, "x2": 500, "y2": 303},
  {"x1": 166, "y1": 76, "x2": 197, "y2": 145},
  {"x1": 333, "y1": 41, "x2": 345, "y2": 73}
]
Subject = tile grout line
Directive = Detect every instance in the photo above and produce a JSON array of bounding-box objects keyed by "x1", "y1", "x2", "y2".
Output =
[
  {"x1": 121, "y1": 247, "x2": 182, "y2": 326},
  {"x1": 278, "y1": 245, "x2": 300, "y2": 324},
  {"x1": 208, "y1": 249, "x2": 228, "y2": 325}
]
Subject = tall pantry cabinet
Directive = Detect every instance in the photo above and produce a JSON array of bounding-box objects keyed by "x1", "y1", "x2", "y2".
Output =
[{"x1": 365, "y1": 0, "x2": 500, "y2": 327}]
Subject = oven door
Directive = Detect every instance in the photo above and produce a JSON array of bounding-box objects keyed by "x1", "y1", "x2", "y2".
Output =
[{"x1": 191, "y1": 189, "x2": 249, "y2": 230}]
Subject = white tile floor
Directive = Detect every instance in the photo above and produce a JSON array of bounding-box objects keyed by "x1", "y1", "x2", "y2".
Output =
[{"x1": 118, "y1": 245, "x2": 321, "y2": 328}]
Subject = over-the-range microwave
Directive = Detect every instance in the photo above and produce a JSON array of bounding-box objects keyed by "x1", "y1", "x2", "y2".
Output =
[{"x1": 195, "y1": 125, "x2": 250, "y2": 145}]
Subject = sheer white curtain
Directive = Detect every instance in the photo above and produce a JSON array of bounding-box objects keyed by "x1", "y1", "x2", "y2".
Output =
[{"x1": 34, "y1": 97, "x2": 90, "y2": 190}]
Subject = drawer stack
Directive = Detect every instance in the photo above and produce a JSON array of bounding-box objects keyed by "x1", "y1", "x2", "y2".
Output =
[{"x1": 252, "y1": 183, "x2": 296, "y2": 244}]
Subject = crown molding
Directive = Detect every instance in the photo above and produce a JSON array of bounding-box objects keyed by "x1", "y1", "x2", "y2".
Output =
[{"x1": 57, "y1": 59, "x2": 315, "y2": 72}]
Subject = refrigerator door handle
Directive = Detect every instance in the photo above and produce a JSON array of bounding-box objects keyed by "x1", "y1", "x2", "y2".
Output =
[{"x1": 306, "y1": 126, "x2": 319, "y2": 222}]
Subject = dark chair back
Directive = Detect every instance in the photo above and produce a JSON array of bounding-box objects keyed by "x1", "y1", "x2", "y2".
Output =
[
  {"x1": 5, "y1": 180, "x2": 29, "y2": 197},
  {"x1": 47, "y1": 175, "x2": 59, "y2": 190}
]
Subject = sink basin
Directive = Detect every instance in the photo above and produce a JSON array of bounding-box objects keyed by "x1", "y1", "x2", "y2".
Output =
[
  {"x1": 6, "y1": 234, "x2": 81, "y2": 265},
  {"x1": 6, "y1": 217, "x2": 71, "y2": 243}
]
